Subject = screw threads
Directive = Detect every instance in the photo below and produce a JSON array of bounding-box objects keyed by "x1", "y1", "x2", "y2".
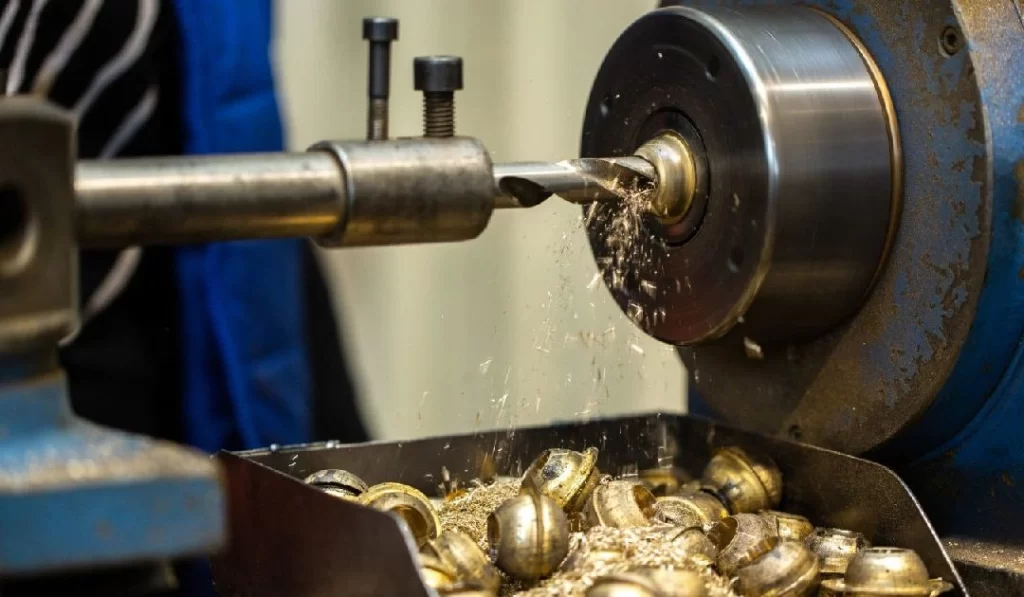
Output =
[{"x1": 423, "y1": 92, "x2": 455, "y2": 137}]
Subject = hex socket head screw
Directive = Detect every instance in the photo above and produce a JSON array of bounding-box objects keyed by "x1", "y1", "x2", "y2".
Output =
[
  {"x1": 362, "y1": 17, "x2": 398, "y2": 140},
  {"x1": 414, "y1": 55, "x2": 463, "y2": 138}
]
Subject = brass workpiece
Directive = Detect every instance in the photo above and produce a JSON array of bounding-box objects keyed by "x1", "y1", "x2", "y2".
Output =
[
  {"x1": 520, "y1": 447, "x2": 602, "y2": 513},
  {"x1": 653, "y1": 495, "x2": 705, "y2": 529},
  {"x1": 633, "y1": 131, "x2": 697, "y2": 223},
  {"x1": 806, "y1": 527, "x2": 872, "y2": 578},
  {"x1": 760, "y1": 511, "x2": 815, "y2": 542},
  {"x1": 701, "y1": 447, "x2": 783, "y2": 514},
  {"x1": 708, "y1": 513, "x2": 780, "y2": 576},
  {"x1": 358, "y1": 481, "x2": 442, "y2": 548},
  {"x1": 585, "y1": 567, "x2": 707, "y2": 597},
  {"x1": 420, "y1": 552, "x2": 460, "y2": 590},
  {"x1": 303, "y1": 468, "x2": 368, "y2": 500},
  {"x1": 583, "y1": 479, "x2": 657, "y2": 529},
  {"x1": 425, "y1": 529, "x2": 503, "y2": 592},
  {"x1": 668, "y1": 490, "x2": 730, "y2": 530},
  {"x1": 489, "y1": 493, "x2": 571, "y2": 581},
  {"x1": 332, "y1": 444, "x2": 951, "y2": 595},
  {"x1": 735, "y1": 541, "x2": 820, "y2": 597},
  {"x1": 819, "y1": 547, "x2": 953, "y2": 596},
  {"x1": 657, "y1": 525, "x2": 719, "y2": 569},
  {"x1": 639, "y1": 466, "x2": 694, "y2": 497}
]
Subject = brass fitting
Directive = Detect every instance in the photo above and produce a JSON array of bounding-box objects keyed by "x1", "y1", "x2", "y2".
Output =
[
  {"x1": 488, "y1": 493, "x2": 570, "y2": 581},
  {"x1": 358, "y1": 482, "x2": 441, "y2": 548},
  {"x1": 666, "y1": 490, "x2": 730, "y2": 530},
  {"x1": 708, "y1": 513, "x2": 780, "y2": 576},
  {"x1": 423, "y1": 529, "x2": 502, "y2": 592},
  {"x1": 701, "y1": 446, "x2": 783, "y2": 514},
  {"x1": 303, "y1": 468, "x2": 369, "y2": 501},
  {"x1": 520, "y1": 447, "x2": 601, "y2": 513},
  {"x1": 761, "y1": 510, "x2": 815, "y2": 542},
  {"x1": 819, "y1": 547, "x2": 952, "y2": 596},
  {"x1": 639, "y1": 466, "x2": 693, "y2": 497},
  {"x1": 806, "y1": 527, "x2": 871, "y2": 578},
  {"x1": 634, "y1": 131, "x2": 697, "y2": 223},
  {"x1": 652, "y1": 495, "x2": 704, "y2": 529},
  {"x1": 653, "y1": 525, "x2": 719, "y2": 568},
  {"x1": 420, "y1": 553, "x2": 460, "y2": 591},
  {"x1": 736, "y1": 540, "x2": 821, "y2": 597},
  {"x1": 583, "y1": 479, "x2": 658, "y2": 529},
  {"x1": 586, "y1": 567, "x2": 707, "y2": 597}
]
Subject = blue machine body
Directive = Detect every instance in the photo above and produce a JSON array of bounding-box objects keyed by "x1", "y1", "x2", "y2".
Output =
[{"x1": 0, "y1": 369, "x2": 224, "y2": 575}]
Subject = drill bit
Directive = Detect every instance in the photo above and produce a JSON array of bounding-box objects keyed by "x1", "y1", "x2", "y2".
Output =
[{"x1": 494, "y1": 157, "x2": 656, "y2": 208}]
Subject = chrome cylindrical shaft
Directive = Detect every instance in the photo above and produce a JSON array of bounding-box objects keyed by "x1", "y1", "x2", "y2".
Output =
[{"x1": 76, "y1": 153, "x2": 343, "y2": 247}]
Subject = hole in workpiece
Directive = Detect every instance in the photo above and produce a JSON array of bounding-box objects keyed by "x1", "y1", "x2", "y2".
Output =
[
  {"x1": 939, "y1": 25, "x2": 962, "y2": 56},
  {"x1": 787, "y1": 425, "x2": 803, "y2": 441},
  {"x1": 0, "y1": 184, "x2": 35, "y2": 277},
  {"x1": 706, "y1": 54, "x2": 720, "y2": 81},
  {"x1": 727, "y1": 246, "x2": 744, "y2": 273},
  {"x1": 599, "y1": 93, "x2": 618, "y2": 118},
  {"x1": 632, "y1": 485, "x2": 658, "y2": 518},
  {"x1": 393, "y1": 505, "x2": 430, "y2": 546}
]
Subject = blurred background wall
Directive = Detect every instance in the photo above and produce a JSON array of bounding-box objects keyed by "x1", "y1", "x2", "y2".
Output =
[{"x1": 274, "y1": 0, "x2": 685, "y2": 441}]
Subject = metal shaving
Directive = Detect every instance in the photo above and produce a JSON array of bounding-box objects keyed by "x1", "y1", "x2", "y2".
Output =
[
  {"x1": 512, "y1": 526, "x2": 737, "y2": 597},
  {"x1": 437, "y1": 477, "x2": 520, "y2": 551}
]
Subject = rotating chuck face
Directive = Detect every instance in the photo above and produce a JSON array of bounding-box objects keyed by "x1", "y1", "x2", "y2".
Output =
[{"x1": 581, "y1": 5, "x2": 899, "y2": 349}]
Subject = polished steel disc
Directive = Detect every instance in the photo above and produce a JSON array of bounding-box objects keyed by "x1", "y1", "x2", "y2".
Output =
[{"x1": 581, "y1": 5, "x2": 897, "y2": 347}]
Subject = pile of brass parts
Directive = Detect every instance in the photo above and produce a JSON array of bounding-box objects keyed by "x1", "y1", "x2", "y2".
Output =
[{"x1": 304, "y1": 446, "x2": 952, "y2": 596}]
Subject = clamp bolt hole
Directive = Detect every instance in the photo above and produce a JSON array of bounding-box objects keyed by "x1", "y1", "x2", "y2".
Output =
[
  {"x1": 939, "y1": 26, "x2": 962, "y2": 56},
  {"x1": 706, "y1": 54, "x2": 721, "y2": 81},
  {"x1": 727, "y1": 246, "x2": 744, "y2": 273},
  {"x1": 0, "y1": 184, "x2": 34, "y2": 277}
]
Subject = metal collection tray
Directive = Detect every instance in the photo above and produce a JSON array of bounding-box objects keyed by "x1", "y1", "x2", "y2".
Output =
[{"x1": 210, "y1": 413, "x2": 967, "y2": 597}]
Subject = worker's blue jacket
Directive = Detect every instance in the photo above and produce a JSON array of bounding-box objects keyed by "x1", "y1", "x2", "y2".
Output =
[{"x1": 172, "y1": 0, "x2": 311, "y2": 453}]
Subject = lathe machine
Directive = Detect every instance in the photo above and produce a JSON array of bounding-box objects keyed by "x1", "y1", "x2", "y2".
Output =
[{"x1": 0, "y1": 0, "x2": 1020, "y2": 595}]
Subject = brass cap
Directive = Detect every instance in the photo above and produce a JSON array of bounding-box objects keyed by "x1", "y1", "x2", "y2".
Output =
[
  {"x1": 653, "y1": 495, "x2": 704, "y2": 529},
  {"x1": 358, "y1": 482, "x2": 441, "y2": 548},
  {"x1": 820, "y1": 547, "x2": 953, "y2": 596},
  {"x1": 520, "y1": 447, "x2": 601, "y2": 513},
  {"x1": 587, "y1": 567, "x2": 706, "y2": 597},
  {"x1": 419, "y1": 553, "x2": 459, "y2": 591},
  {"x1": 488, "y1": 493, "x2": 570, "y2": 581},
  {"x1": 424, "y1": 529, "x2": 502, "y2": 592},
  {"x1": 736, "y1": 540, "x2": 821, "y2": 596},
  {"x1": 584, "y1": 480, "x2": 658, "y2": 529},
  {"x1": 806, "y1": 527, "x2": 871, "y2": 577},
  {"x1": 708, "y1": 513, "x2": 779, "y2": 576},
  {"x1": 701, "y1": 446, "x2": 783, "y2": 514},
  {"x1": 761, "y1": 510, "x2": 815, "y2": 542},
  {"x1": 303, "y1": 468, "x2": 369, "y2": 499},
  {"x1": 634, "y1": 131, "x2": 697, "y2": 224},
  {"x1": 639, "y1": 466, "x2": 693, "y2": 497},
  {"x1": 671, "y1": 490, "x2": 730, "y2": 530}
]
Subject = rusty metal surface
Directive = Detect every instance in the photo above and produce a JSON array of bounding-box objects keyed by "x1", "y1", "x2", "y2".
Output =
[
  {"x1": 219, "y1": 414, "x2": 967, "y2": 596},
  {"x1": 639, "y1": 0, "x2": 1009, "y2": 458}
]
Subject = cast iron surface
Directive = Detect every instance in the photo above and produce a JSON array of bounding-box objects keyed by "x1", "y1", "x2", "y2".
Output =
[
  {"x1": 630, "y1": 0, "x2": 1024, "y2": 461},
  {"x1": 219, "y1": 414, "x2": 966, "y2": 596}
]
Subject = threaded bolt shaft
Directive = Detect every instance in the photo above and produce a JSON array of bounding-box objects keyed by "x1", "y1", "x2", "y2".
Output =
[
  {"x1": 414, "y1": 55, "x2": 462, "y2": 139},
  {"x1": 423, "y1": 92, "x2": 455, "y2": 138}
]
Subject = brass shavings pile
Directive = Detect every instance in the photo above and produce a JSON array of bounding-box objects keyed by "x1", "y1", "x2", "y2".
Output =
[
  {"x1": 437, "y1": 477, "x2": 519, "y2": 551},
  {"x1": 511, "y1": 526, "x2": 738, "y2": 597}
]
